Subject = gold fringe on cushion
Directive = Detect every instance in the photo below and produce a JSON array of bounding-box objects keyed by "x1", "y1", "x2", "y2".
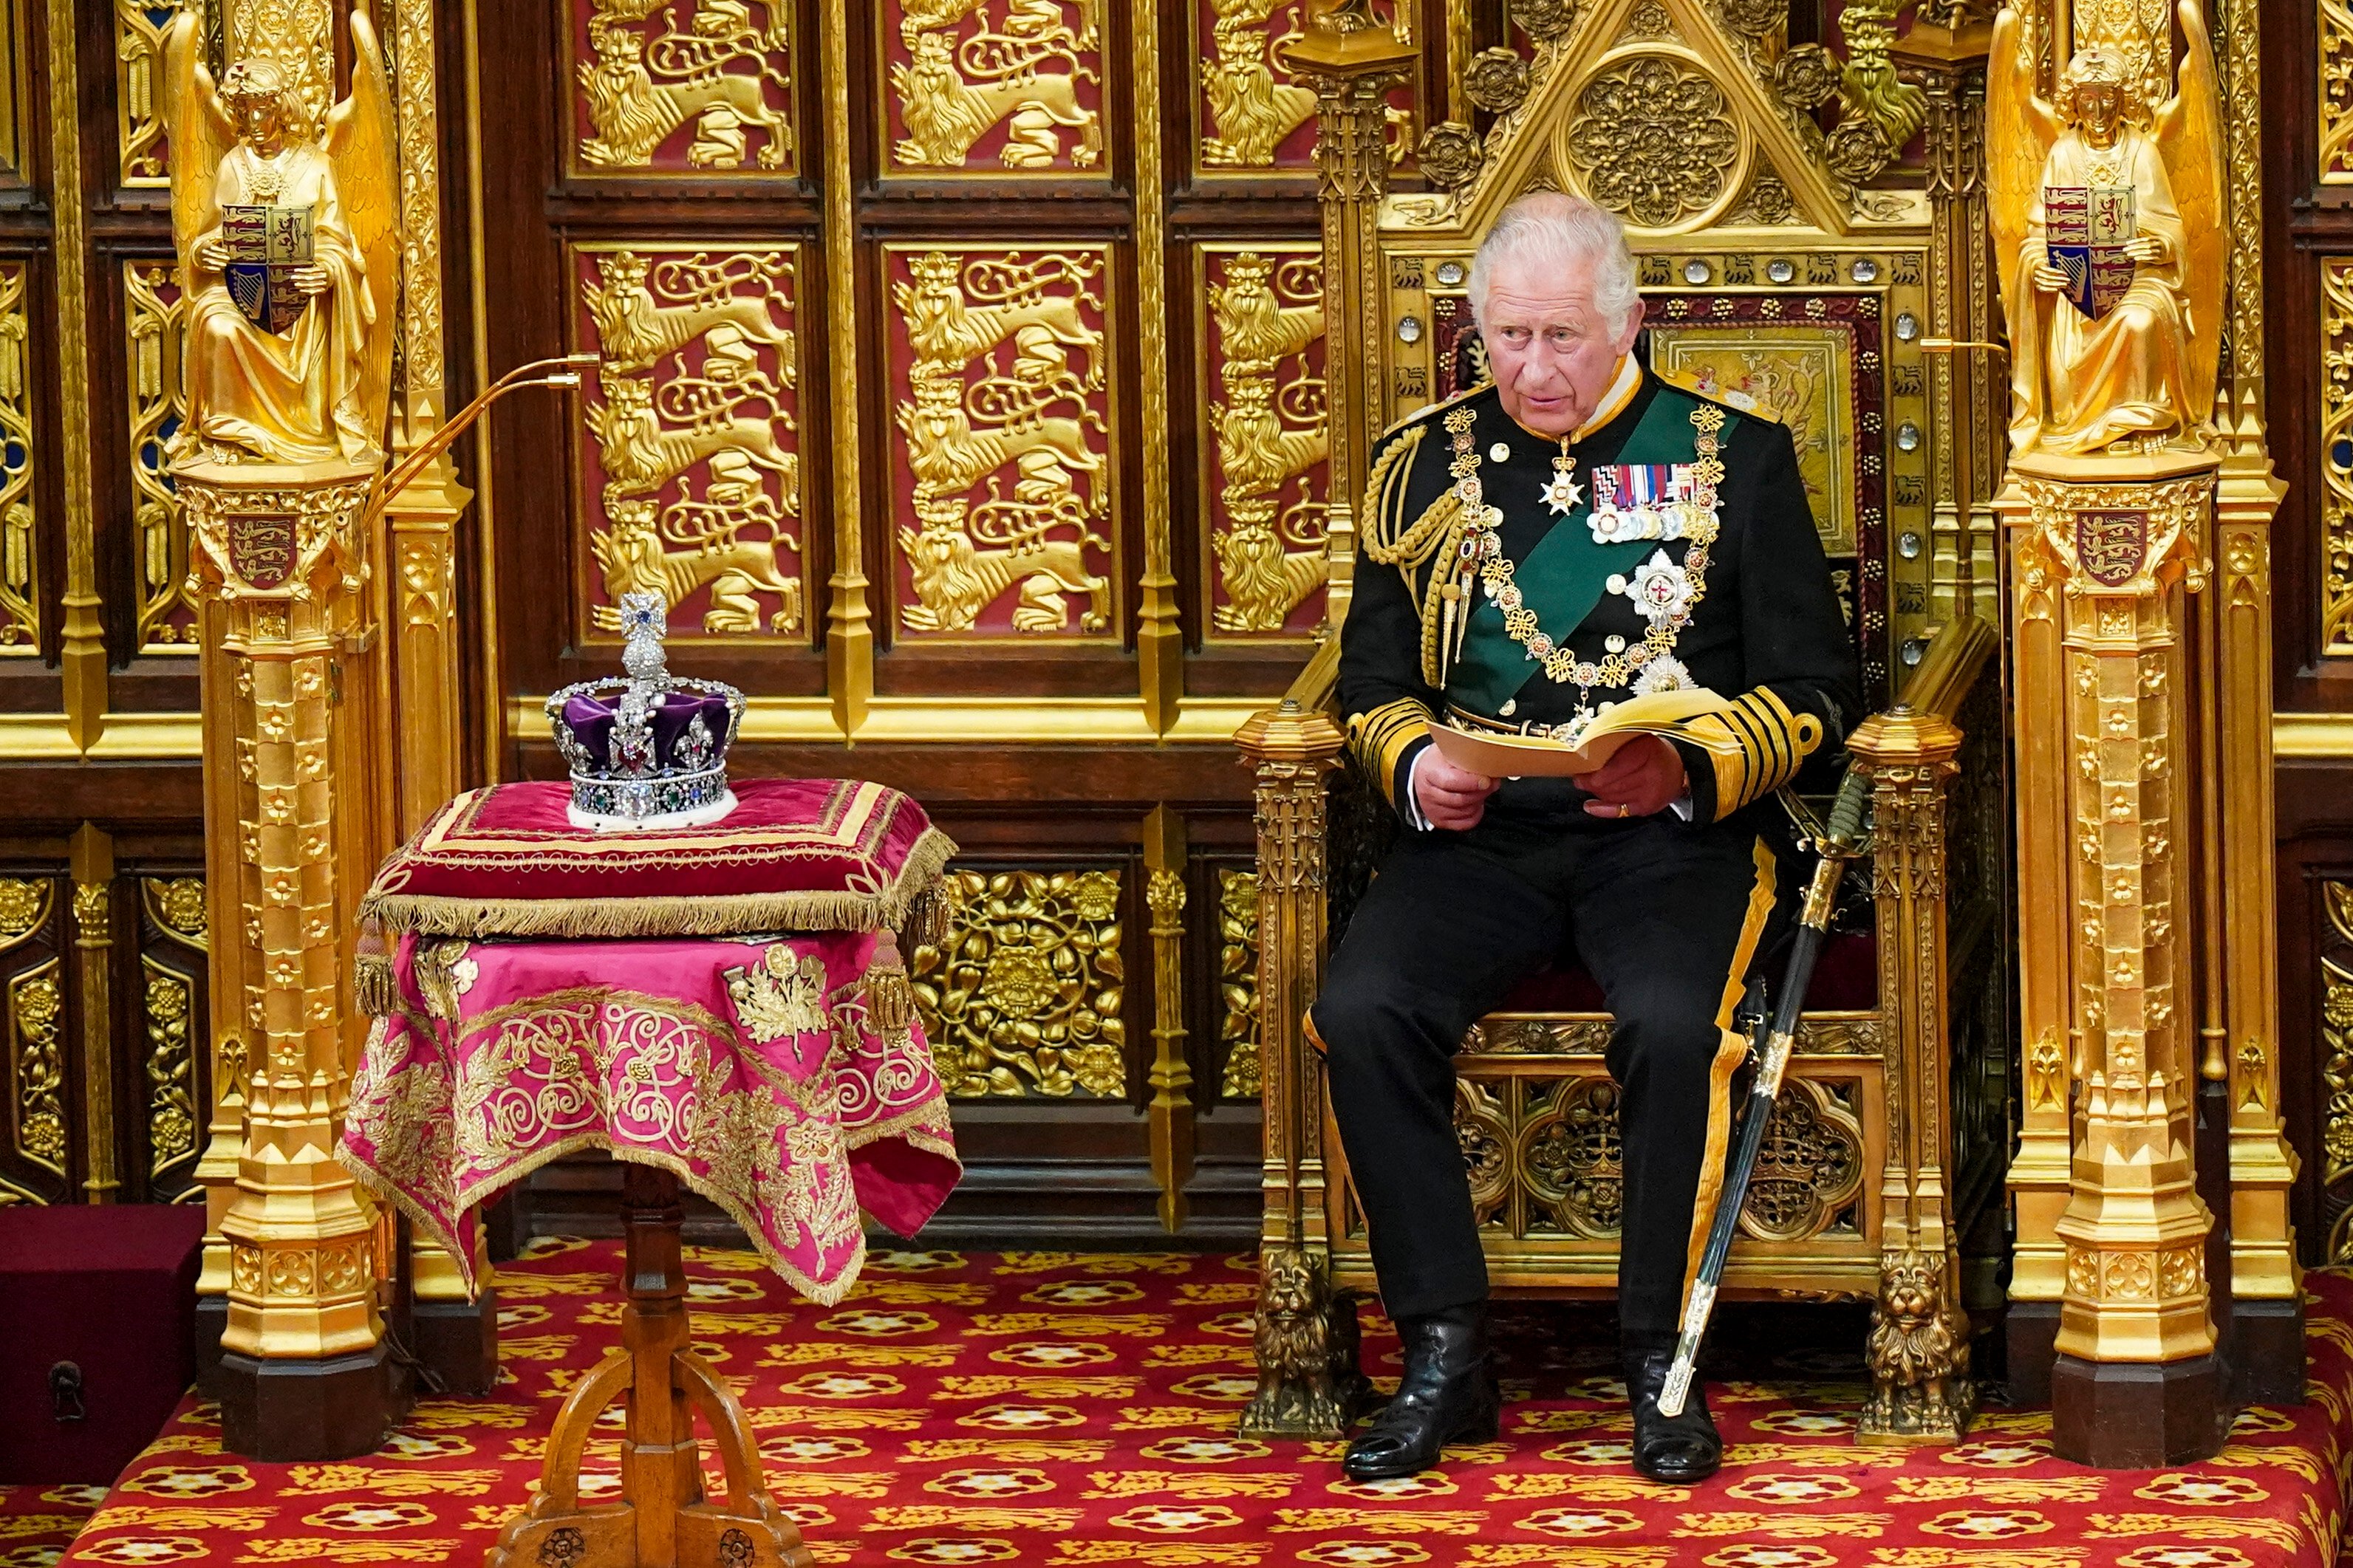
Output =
[
  {"x1": 353, "y1": 916, "x2": 398, "y2": 1018},
  {"x1": 864, "y1": 930, "x2": 917, "y2": 1032},
  {"x1": 358, "y1": 828, "x2": 957, "y2": 943}
]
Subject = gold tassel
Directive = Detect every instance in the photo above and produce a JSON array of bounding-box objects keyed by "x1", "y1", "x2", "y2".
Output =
[
  {"x1": 864, "y1": 929, "x2": 916, "y2": 1032},
  {"x1": 899, "y1": 878, "x2": 949, "y2": 956},
  {"x1": 353, "y1": 917, "x2": 397, "y2": 1018}
]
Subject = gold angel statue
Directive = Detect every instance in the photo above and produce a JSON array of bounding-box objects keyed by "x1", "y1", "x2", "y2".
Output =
[
  {"x1": 160, "y1": 8, "x2": 397, "y2": 468},
  {"x1": 1988, "y1": 0, "x2": 2224, "y2": 457}
]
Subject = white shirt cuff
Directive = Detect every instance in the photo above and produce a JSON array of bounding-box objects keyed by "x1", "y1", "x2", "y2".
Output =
[{"x1": 1404, "y1": 744, "x2": 1435, "y2": 831}]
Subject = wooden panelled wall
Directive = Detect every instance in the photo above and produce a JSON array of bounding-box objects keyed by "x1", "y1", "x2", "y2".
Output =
[
  {"x1": 469, "y1": 0, "x2": 1475, "y2": 1242},
  {"x1": 2270, "y1": 0, "x2": 2353, "y2": 1270}
]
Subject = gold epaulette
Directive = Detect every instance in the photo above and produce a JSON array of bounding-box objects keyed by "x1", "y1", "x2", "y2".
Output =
[
  {"x1": 1651, "y1": 367, "x2": 1783, "y2": 425},
  {"x1": 1375, "y1": 378, "x2": 1492, "y2": 443}
]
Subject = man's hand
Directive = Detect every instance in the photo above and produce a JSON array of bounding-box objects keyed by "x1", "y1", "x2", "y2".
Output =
[
  {"x1": 1413, "y1": 752, "x2": 1499, "y2": 832},
  {"x1": 1579, "y1": 735, "x2": 1687, "y2": 820}
]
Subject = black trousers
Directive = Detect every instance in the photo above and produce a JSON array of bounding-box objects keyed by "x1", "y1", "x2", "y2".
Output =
[{"x1": 1308, "y1": 815, "x2": 1786, "y2": 1335}]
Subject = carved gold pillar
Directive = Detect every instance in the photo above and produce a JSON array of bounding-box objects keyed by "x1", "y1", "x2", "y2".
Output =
[
  {"x1": 1144, "y1": 807, "x2": 1193, "y2": 1233},
  {"x1": 181, "y1": 459, "x2": 394, "y2": 1461},
  {"x1": 819, "y1": 0, "x2": 872, "y2": 736},
  {"x1": 1237, "y1": 677, "x2": 1367, "y2": 1440},
  {"x1": 46, "y1": 0, "x2": 107, "y2": 750},
  {"x1": 1132, "y1": 0, "x2": 1181, "y2": 732},
  {"x1": 69, "y1": 824, "x2": 119, "y2": 1202},
  {"x1": 1283, "y1": 2, "x2": 1414, "y2": 633},
  {"x1": 1849, "y1": 617, "x2": 1992, "y2": 1445},
  {"x1": 2001, "y1": 449, "x2": 2222, "y2": 1467}
]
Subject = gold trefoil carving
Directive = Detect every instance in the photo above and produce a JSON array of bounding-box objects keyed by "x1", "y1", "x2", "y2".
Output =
[
  {"x1": 2323, "y1": 258, "x2": 2353, "y2": 653},
  {"x1": 117, "y1": 0, "x2": 174, "y2": 184},
  {"x1": 144, "y1": 956, "x2": 199, "y2": 1174},
  {"x1": 2326, "y1": 0, "x2": 2353, "y2": 182},
  {"x1": 1217, "y1": 869, "x2": 1260, "y2": 1100},
  {"x1": 889, "y1": 0, "x2": 1103, "y2": 172},
  {"x1": 911, "y1": 869, "x2": 1127, "y2": 1099},
  {"x1": 1208, "y1": 251, "x2": 1328, "y2": 636},
  {"x1": 893, "y1": 249, "x2": 1113, "y2": 636},
  {"x1": 226, "y1": 0, "x2": 335, "y2": 137},
  {"x1": 576, "y1": 0, "x2": 794, "y2": 173},
  {"x1": 1200, "y1": 0, "x2": 1316, "y2": 168},
  {"x1": 0, "y1": 262, "x2": 33, "y2": 652},
  {"x1": 1560, "y1": 55, "x2": 1742, "y2": 230},
  {"x1": 581, "y1": 247, "x2": 804, "y2": 637},
  {"x1": 11, "y1": 962, "x2": 66, "y2": 1175},
  {"x1": 126, "y1": 261, "x2": 199, "y2": 649}
]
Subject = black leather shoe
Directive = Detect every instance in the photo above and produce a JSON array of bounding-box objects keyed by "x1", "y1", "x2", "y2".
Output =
[
  {"x1": 1342, "y1": 1304, "x2": 1501, "y2": 1481},
  {"x1": 1623, "y1": 1346, "x2": 1722, "y2": 1483}
]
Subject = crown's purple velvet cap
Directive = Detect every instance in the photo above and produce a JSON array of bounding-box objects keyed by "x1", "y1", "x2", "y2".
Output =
[{"x1": 559, "y1": 689, "x2": 731, "y2": 773}]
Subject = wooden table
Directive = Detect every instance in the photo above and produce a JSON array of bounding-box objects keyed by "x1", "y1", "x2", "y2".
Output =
[{"x1": 485, "y1": 1163, "x2": 811, "y2": 1568}]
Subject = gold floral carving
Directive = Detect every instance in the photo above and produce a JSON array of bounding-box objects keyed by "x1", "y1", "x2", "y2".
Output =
[
  {"x1": 392, "y1": 0, "x2": 447, "y2": 407},
  {"x1": 1559, "y1": 54, "x2": 1744, "y2": 230},
  {"x1": 11, "y1": 962, "x2": 65, "y2": 1174},
  {"x1": 911, "y1": 869, "x2": 1126, "y2": 1099},
  {"x1": 887, "y1": 0, "x2": 1103, "y2": 173},
  {"x1": 1438, "y1": 1069, "x2": 1865, "y2": 1243},
  {"x1": 0, "y1": 0, "x2": 16, "y2": 176},
  {"x1": 115, "y1": 0, "x2": 173, "y2": 184},
  {"x1": 124, "y1": 261, "x2": 197, "y2": 651},
  {"x1": 2326, "y1": 0, "x2": 2353, "y2": 182},
  {"x1": 0, "y1": 261, "x2": 33, "y2": 653},
  {"x1": 1200, "y1": 0, "x2": 1317, "y2": 169},
  {"x1": 1216, "y1": 869, "x2": 1260, "y2": 1099},
  {"x1": 890, "y1": 247, "x2": 1114, "y2": 637},
  {"x1": 578, "y1": 244, "x2": 805, "y2": 639},
  {"x1": 143, "y1": 956, "x2": 199, "y2": 1175},
  {"x1": 1206, "y1": 249, "x2": 1328, "y2": 636},
  {"x1": 575, "y1": 0, "x2": 794, "y2": 174},
  {"x1": 2323, "y1": 259, "x2": 2353, "y2": 652},
  {"x1": 143, "y1": 877, "x2": 208, "y2": 949},
  {"x1": 0, "y1": 879, "x2": 46, "y2": 949}
]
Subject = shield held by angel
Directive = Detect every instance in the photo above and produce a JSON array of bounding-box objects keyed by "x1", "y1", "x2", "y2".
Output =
[
  {"x1": 160, "y1": 5, "x2": 399, "y2": 469},
  {"x1": 1987, "y1": 0, "x2": 2226, "y2": 459}
]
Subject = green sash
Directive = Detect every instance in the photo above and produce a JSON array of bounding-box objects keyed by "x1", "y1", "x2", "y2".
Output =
[{"x1": 1447, "y1": 387, "x2": 1709, "y2": 716}]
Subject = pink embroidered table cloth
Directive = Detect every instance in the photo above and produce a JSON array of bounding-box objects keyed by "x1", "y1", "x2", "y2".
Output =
[{"x1": 341, "y1": 928, "x2": 960, "y2": 1306}]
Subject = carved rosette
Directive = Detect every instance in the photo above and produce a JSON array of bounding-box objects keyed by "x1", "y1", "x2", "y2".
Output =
[
  {"x1": 1557, "y1": 52, "x2": 1749, "y2": 233},
  {"x1": 571, "y1": 0, "x2": 796, "y2": 176},
  {"x1": 142, "y1": 876, "x2": 209, "y2": 1188},
  {"x1": 882, "y1": 0, "x2": 1104, "y2": 176},
  {"x1": 886, "y1": 245, "x2": 1118, "y2": 639},
  {"x1": 909, "y1": 868, "x2": 1127, "y2": 1098},
  {"x1": 0, "y1": 878, "x2": 60, "y2": 1202},
  {"x1": 125, "y1": 261, "x2": 198, "y2": 650},
  {"x1": 574, "y1": 242, "x2": 806, "y2": 642},
  {"x1": 1216, "y1": 869, "x2": 1262, "y2": 1099},
  {"x1": 1201, "y1": 246, "x2": 1329, "y2": 638}
]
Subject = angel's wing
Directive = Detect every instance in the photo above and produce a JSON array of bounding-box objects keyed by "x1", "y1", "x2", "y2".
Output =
[
  {"x1": 1985, "y1": 4, "x2": 2059, "y2": 295},
  {"x1": 158, "y1": 12, "x2": 234, "y2": 266},
  {"x1": 324, "y1": 1, "x2": 400, "y2": 445},
  {"x1": 2158, "y1": 0, "x2": 2227, "y2": 428}
]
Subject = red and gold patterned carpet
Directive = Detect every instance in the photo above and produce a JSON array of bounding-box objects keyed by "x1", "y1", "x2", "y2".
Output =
[{"x1": 7, "y1": 1240, "x2": 2353, "y2": 1567}]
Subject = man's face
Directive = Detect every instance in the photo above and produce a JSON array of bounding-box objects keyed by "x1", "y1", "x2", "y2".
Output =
[{"x1": 1478, "y1": 254, "x2": 1645, "y2": 439}]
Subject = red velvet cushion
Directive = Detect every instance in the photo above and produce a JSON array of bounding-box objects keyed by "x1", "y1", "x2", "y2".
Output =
[
  {"x1": 361, "y1": 778, "x2": 954, "y2": 939},
  {"x1": 0, "y1": 1205, "x2": 205, "y2": 1484},
  {"x1": 1495, "y1": 931, "x2": 1877, "y2": 1015}
]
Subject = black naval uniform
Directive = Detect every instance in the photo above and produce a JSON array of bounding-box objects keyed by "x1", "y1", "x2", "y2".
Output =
[{"x1": 1308, "y1": 362, "x2": 1859, "y2": 1339}]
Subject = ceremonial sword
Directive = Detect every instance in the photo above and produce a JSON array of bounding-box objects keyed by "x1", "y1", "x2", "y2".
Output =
[{"x1": 1656, "y1": 766, "x2": 1874, "y2": 1419}]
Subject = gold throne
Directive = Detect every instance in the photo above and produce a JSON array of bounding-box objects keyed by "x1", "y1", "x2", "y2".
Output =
[{"x1": 1237, "y1": 0, "x2": 2011, "y2": 1444}]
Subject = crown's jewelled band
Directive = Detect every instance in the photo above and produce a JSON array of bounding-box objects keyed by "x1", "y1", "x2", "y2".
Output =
[{"x1": 569, "y1": 765, "x2": 732, "y2": 824}]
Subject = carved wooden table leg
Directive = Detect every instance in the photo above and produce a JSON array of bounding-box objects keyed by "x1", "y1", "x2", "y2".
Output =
[{"x1": 488, "y1": 1163, "x2": 811, "y2": 1568}]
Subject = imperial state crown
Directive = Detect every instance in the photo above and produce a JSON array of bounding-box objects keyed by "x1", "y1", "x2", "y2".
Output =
[{"x1": 546, "y1": 592, "x2": 745, "y2": 829}]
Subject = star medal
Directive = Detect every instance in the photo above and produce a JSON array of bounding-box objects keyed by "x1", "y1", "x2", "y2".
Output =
[
  {"x1": 1614, "y1": 548, "x2": 1697, "y2": 627},
  {"x1": 1542, "y1": 440, "x2": 1584, "y2": 515}
]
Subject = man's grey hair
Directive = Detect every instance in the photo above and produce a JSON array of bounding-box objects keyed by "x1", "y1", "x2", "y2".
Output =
[{"x1": 1466, "y1": 192, "x2": 1642, "y2": 338}]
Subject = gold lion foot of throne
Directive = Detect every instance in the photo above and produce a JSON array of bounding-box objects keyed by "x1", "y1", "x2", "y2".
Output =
[
  {"x1": 1857, "y1": 1245, "x2": 1978, "y2": 1445},
  {"x1": 1238, "y1": 1248, "x2": 1376, "y2": 1439}
]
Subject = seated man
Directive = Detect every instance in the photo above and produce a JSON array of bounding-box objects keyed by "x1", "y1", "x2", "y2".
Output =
[{"x1": 1312, "y1": 192, "x2": 1859, "y2": 1484}]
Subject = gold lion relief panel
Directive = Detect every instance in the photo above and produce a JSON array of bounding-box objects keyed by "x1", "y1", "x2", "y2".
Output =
[
  {"x1": 886, "y1": 244, "x2": 1119, "y2": 640},
  {"x1": 573, "y1": 242, "x2": 807, "y2": 643},
  {"x1": 570, "y1": 0, "x2": 796, "y2": 177},
  {"x1": 881, "y1": 0, "x2": 1106, "y2": 177},
  {"x1": 1198, "y1": 244, "x2": 1328, "y2": 639}
]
